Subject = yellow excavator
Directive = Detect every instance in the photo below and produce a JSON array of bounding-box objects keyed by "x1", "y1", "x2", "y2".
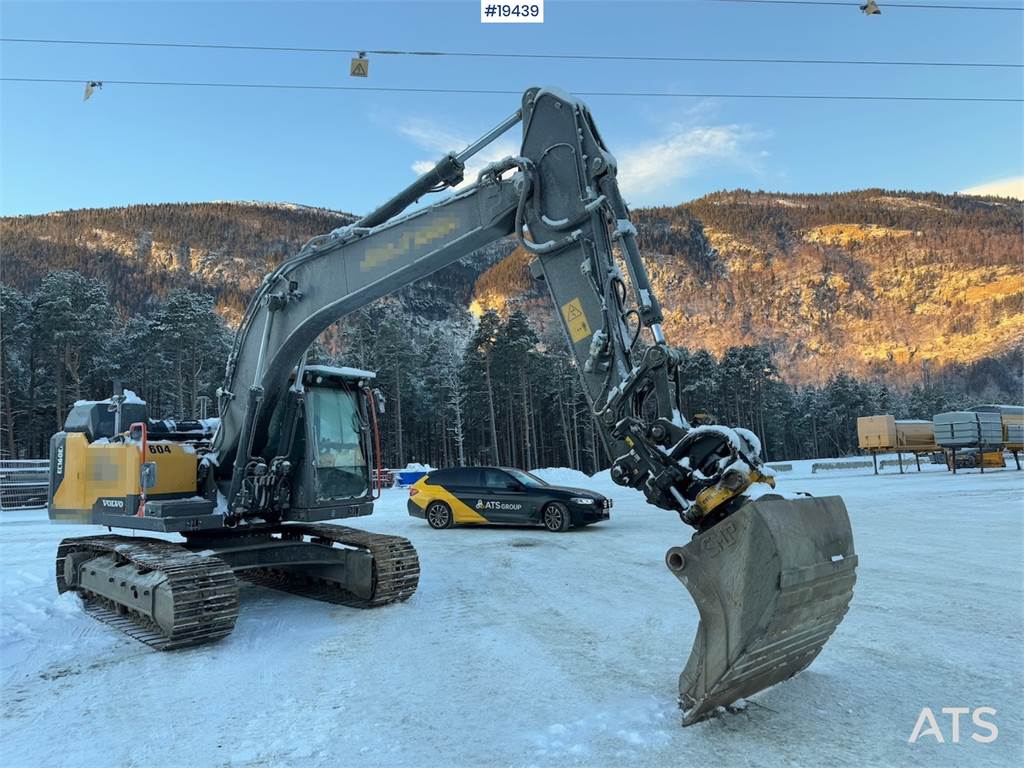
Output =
[{"x1": 47, "y1": 86, "x2": 857, "y2": 725}]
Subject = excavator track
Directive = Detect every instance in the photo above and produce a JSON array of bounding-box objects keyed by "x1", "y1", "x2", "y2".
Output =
[
  {"x1": 56, "y1": 535, "x2": 239, "y2": 651},
  {"x1": 238, "y1": 523, "x2": 420, "y2": 608}
]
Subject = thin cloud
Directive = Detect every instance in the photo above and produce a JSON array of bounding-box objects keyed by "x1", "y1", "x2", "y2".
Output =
[
  {"x1": 615, "y1": 124, "x2": 760, "y2": 202},
  {"x1": 396, "y1": 118, "x2": 761, "y2": 202},
  {"x1": 398, "y1": 119, "x2": 519, "y2": 189},
  {"x1": 960, "y1": 176, "x2": 1024, "y2": 200}
]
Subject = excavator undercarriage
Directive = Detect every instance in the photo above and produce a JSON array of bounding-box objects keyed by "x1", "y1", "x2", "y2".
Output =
[
  {"x1": 55, "y1": 522, "x2": 419, "y2": 650},
  {"x1": 46, "y1": 85, "x2": 855, "y2": 725}
]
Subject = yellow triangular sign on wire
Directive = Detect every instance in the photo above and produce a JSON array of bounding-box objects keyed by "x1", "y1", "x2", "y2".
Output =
[{"x1": 350, "y1": 56, "x2": 368, "y2": 77}]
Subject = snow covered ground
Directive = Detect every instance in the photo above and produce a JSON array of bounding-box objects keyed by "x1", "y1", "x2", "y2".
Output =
[{"x1": 2, "y1": 459, "x2": 1021, "y2": 767}]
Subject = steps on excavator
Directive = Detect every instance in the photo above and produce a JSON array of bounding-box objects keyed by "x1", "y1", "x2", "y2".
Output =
[{"x1": 666, "y1": 494, "x2": 857, "y2": 725}]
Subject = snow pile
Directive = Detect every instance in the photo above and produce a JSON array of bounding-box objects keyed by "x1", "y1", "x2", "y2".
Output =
[
  {"x1": 400, "y1": 463, "x2": 434, "y2": 472},
  {"x1": 528, "y1": 467, "x2": 593, "y2": 487}
]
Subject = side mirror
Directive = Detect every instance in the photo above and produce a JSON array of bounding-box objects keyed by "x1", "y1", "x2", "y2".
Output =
[
  {"x1": 140, "y1": 462, "x2": 158, "y2": 490},
  {"x1": 372, "y1": 387, "x2": 387, "y2": 415}
]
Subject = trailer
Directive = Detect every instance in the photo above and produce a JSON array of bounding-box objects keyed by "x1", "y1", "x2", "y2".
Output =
[{"x1": 857, "y1": 415, "x2": 941, "y2": 474}]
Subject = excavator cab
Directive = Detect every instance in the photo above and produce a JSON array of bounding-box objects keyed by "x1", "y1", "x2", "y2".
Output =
[{"x1": 257, "y1": 364, "x2": 380, "y2": 523}]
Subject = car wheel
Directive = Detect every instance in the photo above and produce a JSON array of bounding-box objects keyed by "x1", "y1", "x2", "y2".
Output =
[
  {"x1": 542, "y1": 502, "x2": 571, "y2": 532},
  {"x1": 426, "y1": 501, "x2": 454, "y2": 529}
]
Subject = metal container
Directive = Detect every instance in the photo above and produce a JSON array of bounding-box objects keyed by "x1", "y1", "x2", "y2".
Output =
[
  {"x1": 895, "y1": 420, "x2": 939, "y2": 451},
  {"x1": 974, "y1": 404, "x2": 1024, "y2": 449},
  {"x1": 857, "y1": 415, "x2": 897, "y2": 450},
  {"x1": 974, "y1": 404, "x2": 1024, "y2": 427},
  {"x1": 1005, "y1": 424, "x2": 1024, "y2": 450},
  {"x1": 933, "y1": 411, "x2": 1004, "y2": 449}
]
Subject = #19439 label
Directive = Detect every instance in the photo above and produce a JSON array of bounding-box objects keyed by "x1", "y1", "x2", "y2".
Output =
[{"x1": 481, "y1": 1, "x2": 544, "y2": 23}]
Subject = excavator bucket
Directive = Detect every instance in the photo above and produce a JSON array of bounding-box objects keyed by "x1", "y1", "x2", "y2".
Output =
[{"x1": 665, "y1": 495, "x2": 857, "y2": 725}]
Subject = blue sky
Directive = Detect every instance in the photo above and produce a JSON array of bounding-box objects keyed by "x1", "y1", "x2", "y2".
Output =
[{"x1": 1, "y1": 0, "x2": 1021, "y2": 216}]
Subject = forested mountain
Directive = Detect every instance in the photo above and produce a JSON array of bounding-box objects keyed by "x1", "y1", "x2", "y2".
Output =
[
  {"x1": 0, "y1": 201, "x2": 512, "y2": 326},
  {"x1": 474, "y1": 189, "x2": 1023, "y2": 385},
  {"x1": 1, "y1": 192, "x2": 1020, "y2": 466}
]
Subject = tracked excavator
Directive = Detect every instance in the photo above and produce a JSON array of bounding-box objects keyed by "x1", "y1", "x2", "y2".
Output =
[{"x1": 47, "y1": 86, "x2": 857, "y2": 724}]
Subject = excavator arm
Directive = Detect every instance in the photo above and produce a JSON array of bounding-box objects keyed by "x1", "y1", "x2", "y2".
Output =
[
  {"x1": 212, "y1": 86, "x2": 758, "y2": 524},
  {"x1": 213, "y1": 86, "x2": 857, "y2": 724}
]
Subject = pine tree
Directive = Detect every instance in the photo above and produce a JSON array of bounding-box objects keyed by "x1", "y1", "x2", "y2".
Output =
[
  {"x1": 150, "y1": 290, "x2": 231, "y2": 417},
  {"x1": 462, "y1": 310, "x2": 502, "y2": 464},
  {"x1": 30, "y1": 271, "x2": 115, "y2": 429},
  {"x1": 0, "y1": 285, "x2": 31, "y2": 456}
]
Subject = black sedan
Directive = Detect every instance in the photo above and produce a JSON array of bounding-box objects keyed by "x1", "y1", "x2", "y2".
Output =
[{"x1": 407, "y1": 466, "x2": 611, "y2": 531}]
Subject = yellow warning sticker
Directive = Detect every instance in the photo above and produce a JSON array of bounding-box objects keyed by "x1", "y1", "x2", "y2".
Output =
[{"x1": 561, "y1": 298, "x2": 592, "y2": 344}]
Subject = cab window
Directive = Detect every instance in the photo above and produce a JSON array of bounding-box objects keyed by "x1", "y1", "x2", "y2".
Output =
[{"x1": 306, "y1": 386, "x2": 367, "y2": 500}]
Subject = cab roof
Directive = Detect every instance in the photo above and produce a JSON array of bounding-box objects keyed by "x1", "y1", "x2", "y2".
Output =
[{"x1": 303, "y1": 364, "x2": 376, "y2": 381}]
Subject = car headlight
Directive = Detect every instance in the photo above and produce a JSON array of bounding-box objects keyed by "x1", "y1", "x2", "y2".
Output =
[{"x1": 570, "y1": 497, "x2": 595, "y2": 505}]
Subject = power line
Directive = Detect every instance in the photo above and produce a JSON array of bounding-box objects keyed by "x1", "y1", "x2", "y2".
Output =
[
  {"x1": 711, "y1": 0, "x2": 1023, "y2": 10},
  {"x1": 2, "y1": 77, "x2": 1020, "y2": 103},
  {"x1": 1, "y1": 36, "x2": 1020, "y2": 69}
]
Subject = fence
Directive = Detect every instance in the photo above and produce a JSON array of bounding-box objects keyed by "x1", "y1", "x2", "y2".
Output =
[
  {"x1": 811, "y1": 460, "x2": 874, "y2": 474},
  {"x1": 0, "y1": 459, "x2": 49, "y2": 511},
  {"x1": 372, "y1": 468, "x2": 396, "y2": 488}
]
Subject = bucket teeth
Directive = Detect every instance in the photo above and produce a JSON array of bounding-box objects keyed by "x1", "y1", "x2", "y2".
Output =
[{"x1": 666, "y1": 495, "x2": 858, "y2": 725}]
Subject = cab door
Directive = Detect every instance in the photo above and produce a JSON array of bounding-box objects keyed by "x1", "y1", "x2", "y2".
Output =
[
  {"x1": 305, "y1": 384, "x2": 370, "y2": 504},
  {"x1": 481, "y1": 469, "x2": 534, "y2": 523}
]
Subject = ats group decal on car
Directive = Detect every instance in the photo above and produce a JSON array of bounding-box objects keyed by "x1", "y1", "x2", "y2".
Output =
[{"x1": 475, "y1": 500, "x2": 524, "y2": 511}]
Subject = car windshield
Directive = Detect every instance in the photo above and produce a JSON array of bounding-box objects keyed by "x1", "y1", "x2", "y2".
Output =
[{"x1": 504, "y1": 469, "x2": 548, "y2": 488}]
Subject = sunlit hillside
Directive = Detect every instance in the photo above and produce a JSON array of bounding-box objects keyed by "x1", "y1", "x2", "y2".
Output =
[{"x1": 471, "y1": 189, "x2": 1024, "y2": 385}]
